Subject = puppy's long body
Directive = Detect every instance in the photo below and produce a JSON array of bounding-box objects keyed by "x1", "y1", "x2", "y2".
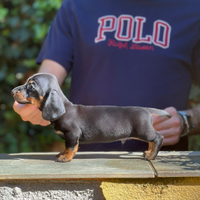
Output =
[{"x1": 12, "y1": 73, "x2": 171, "y2": 162}]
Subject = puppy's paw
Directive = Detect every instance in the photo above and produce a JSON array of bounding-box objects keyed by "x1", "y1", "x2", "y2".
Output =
[
  {"x1": 56, "y1": 152, "x2": 63, "y2": 158},
  {"x1": 143, "y1": 150, "x2": 151, "y2": 158},
  {"x1": 56, "y1": 153, "x2": 72, "y2": 162},
  {"x1": 143, "y1": 152, "x2": 156, "y2": 161},
  {"x1": 55, "y1": 148, "x2": 75, "y2": 162}
]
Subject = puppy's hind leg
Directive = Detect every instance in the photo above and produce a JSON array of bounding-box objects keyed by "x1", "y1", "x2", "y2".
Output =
[
  {"x1": 144, "y1": 132, "x2": 163, "y2": 161},
  {"x1": 143, "y1": 141, "x2": 153, "y2": 158},
  {"x1": 133, "y1": 112, "x2": 163, "y2": 161}
]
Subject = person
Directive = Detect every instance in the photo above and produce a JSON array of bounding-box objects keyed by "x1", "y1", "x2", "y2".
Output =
[{"x1": 13, "y1": 0, "x2": 200, "y2": 151}]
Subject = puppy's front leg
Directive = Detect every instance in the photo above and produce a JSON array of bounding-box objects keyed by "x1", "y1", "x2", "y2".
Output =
[{"x1": 56, "y1": 137, "x2": 79, "y2": 162}]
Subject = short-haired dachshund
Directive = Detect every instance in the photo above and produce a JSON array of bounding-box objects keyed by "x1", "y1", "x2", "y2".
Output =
[{"x1": 12, "y1": 73, "x2": 171, "y2": 162}]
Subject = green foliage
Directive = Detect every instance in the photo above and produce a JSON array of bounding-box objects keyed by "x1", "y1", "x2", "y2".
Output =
[
  {"x1": 0, "y1": 0, "x2": 67, "y2": 153},
  {"x1": 188, "y1": 86, "x2": 200, "y2": 150},
  {"x1": 189, "y1": 135, "x2": 200, "y2": 151}
]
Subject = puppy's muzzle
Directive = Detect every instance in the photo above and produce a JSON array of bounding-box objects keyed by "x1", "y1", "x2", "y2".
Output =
[{"x1": 11, "y1": 88, "x2": 31, "y2": 104}]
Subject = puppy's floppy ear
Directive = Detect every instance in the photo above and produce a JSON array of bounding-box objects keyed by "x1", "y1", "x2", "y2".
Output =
[{"x1": 42, "y1": 89, "x2": 65, "y2": 121}]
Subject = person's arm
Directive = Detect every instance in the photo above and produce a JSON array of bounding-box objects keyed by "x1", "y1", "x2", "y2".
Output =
[
  {"x1": 183, "y1": 104, "x2": 200, "y2": 135},
  {"x1": 152, "y1": 105, "x2": 200, "y2": 146},
  {"x1": 38, "y1": 59, "x2": 67, "y2": 86},
  {"x1": 13, "y1": 59, "x2": 67, "y2": 126}
]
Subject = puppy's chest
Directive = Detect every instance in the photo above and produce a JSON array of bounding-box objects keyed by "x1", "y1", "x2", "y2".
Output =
[
  {"x1": 54, "y1": 130, "x2": 65, "y2": 139},
  {"x1": 51, "y1": 122, "x2": 66, "y2": 139}
]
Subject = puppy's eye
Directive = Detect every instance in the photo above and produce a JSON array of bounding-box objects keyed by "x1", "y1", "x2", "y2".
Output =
[
  {"x1": 30, "y1": 84, "x2": 35, "y2": 91},
  {"x1": 27, "y1": 84, "x2": 35, "y2": 92}
]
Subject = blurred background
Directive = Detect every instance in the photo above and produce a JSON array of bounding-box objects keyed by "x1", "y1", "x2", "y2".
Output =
[{"x1": 0, "y1": 0, "x2": 200, "y2": 153}]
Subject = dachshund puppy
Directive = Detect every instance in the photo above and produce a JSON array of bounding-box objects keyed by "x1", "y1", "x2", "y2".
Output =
[{"x1": 12, "y1": 73, "x2": 171, "y2": 162}]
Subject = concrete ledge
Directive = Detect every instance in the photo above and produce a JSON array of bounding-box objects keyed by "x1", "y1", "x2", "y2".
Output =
[
  {"x1": 0, "y1": 152, "x2": 154, "y2": 179},
  {"x1": 1, "y1": 152, "x2": 200, "y2": 199},
  {"x1": 1, "y1": 151, "x2": 200, "y2": 180},
  {"x1": 152, "y1": 151, "x2": 200, "y2": 177}
]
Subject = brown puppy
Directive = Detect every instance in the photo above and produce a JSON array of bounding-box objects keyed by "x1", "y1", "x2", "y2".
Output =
[{"x1": 12, "y1": 73, "x2": 171, "y2": 162}]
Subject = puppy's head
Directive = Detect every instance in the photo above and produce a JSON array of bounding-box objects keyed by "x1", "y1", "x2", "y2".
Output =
[{"x1": 12, "y1": 73, "x2": 66, "y2": 121}]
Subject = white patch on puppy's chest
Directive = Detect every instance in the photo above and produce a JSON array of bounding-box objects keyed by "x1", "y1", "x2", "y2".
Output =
[{"x1": 55, "y1": 130, "x2": 65, "y2": 137}]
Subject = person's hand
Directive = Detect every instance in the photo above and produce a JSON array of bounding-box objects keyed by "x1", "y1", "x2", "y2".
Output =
[
  {"x1": 13, "y1": 101, "x2": 50, "y2": 126},
  {"x1": 152, "y1": 107, "x2": 184, "y2": 146}
]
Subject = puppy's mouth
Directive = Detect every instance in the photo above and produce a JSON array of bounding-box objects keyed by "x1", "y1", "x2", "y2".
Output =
[
  {"x1": 12, "y1": 92, "x2": 32, "y2": 105},
  {"x1": 15, "y1": 99, "x2": 32, "y2": 104},
  {"x1": 12, "y1": 89, "x2": 43, "y2": 108}
]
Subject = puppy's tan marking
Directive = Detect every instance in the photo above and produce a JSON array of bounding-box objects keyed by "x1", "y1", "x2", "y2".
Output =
[
  {"x1": 14, "y1": 92, "x2": 30, "y2": 103},
  {"x1": 145, "y1": 142, "x2": 157, "y2": 160},
  {"x1": 27, "y1": 96, "x2": 43, "y2": 107},
  {"x1": 56, "y1": 139, "x2": 79, "y2": 162},
  {"x1": 143, "y1": 142, "x2": 153, "y2": 158}
]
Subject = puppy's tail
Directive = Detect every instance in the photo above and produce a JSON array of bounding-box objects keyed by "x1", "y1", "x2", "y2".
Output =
[{"x1": 146, "y1": 108, "x2": 171, "y2": 118}]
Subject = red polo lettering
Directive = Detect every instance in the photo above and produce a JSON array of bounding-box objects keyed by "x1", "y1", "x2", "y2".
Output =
[
  {"x1": 115, "y1": 15, "x2": 134, "y2": 41},
  {"x1": 95, "y1": 16, "x2": 117, "y2": 43},
  {"x1": 153, "y1": 20, "x2": 171, "y2": 48},
  {"x1": 132, "y1": 17, "x2": 152, "y2": 44}
]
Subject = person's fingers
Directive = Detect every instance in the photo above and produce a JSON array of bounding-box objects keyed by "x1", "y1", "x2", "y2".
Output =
[
  {"x1": 152, "y1": 107, "x2": 178, "y2": 126},
  {"x1": 154, "y1": 115, "x2": 181, "y2": 132},
  {"x1": 20, "y1": 106, "x2": 40, "y2": 121},
  {"x1": 152, "y1": 107, "x2": 182, "y2": 146},
  {"x1": 162, "y1": 135, "x2": 180, "y2": 146},
  {"x1": 13, "y1": 101, "x2": 38, "y2": 117},
  {"x1": 157, "y1": 126, "x2": 181, "y2": 138},
  {"x1": 13, "y1": 101, "x2": 50, "y2": 126},
  {"x1": 30, "y1": 111, "x2": 50, "y2": 126},
  {"x1": 164, "y1": 107, "x2": 177, "y2": 115},
  {"x1": 13, "y1": 101, "x2": 26, "y2": 114},
  {"x1": 40, "y1": 119, "x2": 51, "y2": 126},
  {"x1": 152, "y1": 115, "x2": 168, "y2": 126}
]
